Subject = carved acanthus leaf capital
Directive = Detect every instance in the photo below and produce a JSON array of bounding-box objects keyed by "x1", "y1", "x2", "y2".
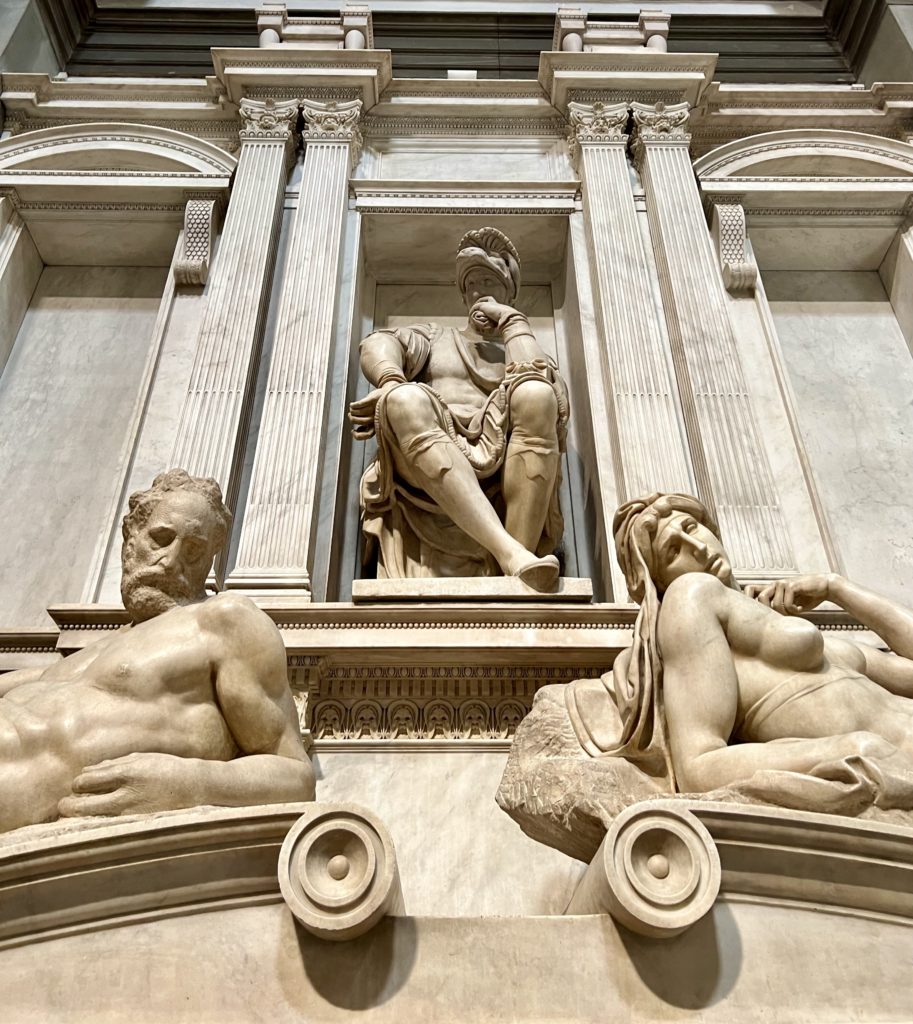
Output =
[
  {"x1": 238, "y1": 97, "x2": 299, "y2": 142},
  {"x1": 301, "y1": 98, "x2": 364, "y2": 168},
  {"x1": 566, "y1": 101, "x2": 629, "y2": 169},
  {"x1": 630, "y1": 101, "x2": 691, "y2": 169},
  {"x1": 631, "y1": 100, "x2": 690, "y2": 140}
]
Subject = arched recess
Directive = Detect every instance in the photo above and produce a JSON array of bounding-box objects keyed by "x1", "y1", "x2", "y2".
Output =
[
  {"x1": 695, "y1": 128, "x2": 913, "y2": 607},
  {"x1": 694, "y1": 128, "x2": 913, "y2": 181},
  {"x1": 0, "y1": 123, "x2": 237, "y2": 626},
  {"x1": 695, "y1": 129, "x2": 913, "y2": 275},
  {"x1": 0, "y1": 122, "x2": 237, "y2": 176},
  {"x1": 0, "y1": 122, "x2": 235, "y2": 266}
]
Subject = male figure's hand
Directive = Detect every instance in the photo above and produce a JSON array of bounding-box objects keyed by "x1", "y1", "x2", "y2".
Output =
[
  {"x1": 58, "y1": 752, "x2": 200, "y2": 818},
  {"x1": 746, "y1": 574, "x2": 837, "y2": 615},
  {"x1": 468, "y1": 297, "x2": 520, "y2": 333}
]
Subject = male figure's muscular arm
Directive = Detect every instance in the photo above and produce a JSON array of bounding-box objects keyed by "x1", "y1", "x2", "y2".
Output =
[
  {"x1": 59, "y1": 594, "x2": 314, "y2": 818},
  {"x1": 195, "y1": 592, "x2": 315, "y2": 805},
  {"x1": 0, "y1": 666, "x2": 48, "y2": 697},
  {"x1": 659, "y1": 574, "x2": 895, "y2": 793}
]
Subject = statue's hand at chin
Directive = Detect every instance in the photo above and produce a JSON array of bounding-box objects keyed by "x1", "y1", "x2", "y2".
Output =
[
  {"x1": 468, "y1": 297, "x2": 518, "y2": 333},
  {"x1": 58, "y1": 752, "x2": 199, "y2": 818}
]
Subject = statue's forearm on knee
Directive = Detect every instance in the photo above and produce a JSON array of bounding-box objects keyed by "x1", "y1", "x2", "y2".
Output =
[
  {"x1": 360, "y1": 334, "x2": 408, "y2": 388},
  {"x1": 500, "y1": 312, "x2": 549, "y2": 367}
]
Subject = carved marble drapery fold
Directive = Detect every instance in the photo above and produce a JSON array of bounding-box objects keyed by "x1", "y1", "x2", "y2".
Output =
[
  {"x1": 230, "y1": 100, "x2": 363, "y2": 593},
  {"x1": 568, "y1": 100, "x2": 694, "y2": 505},
  {"x1": 169, "y1": 98, "x2": 297, "y2": 518},
  {"x1": 631, "y1": 101, "x2": 796, "y2": 575}
]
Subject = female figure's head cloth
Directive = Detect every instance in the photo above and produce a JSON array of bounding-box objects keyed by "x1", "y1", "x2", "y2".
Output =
[
  {"x1": 565, "y1": 492, "x2": 721, "y2": 789},
  {"x1": 613, "y1": 492, "x2": 720, "y2": 603}
]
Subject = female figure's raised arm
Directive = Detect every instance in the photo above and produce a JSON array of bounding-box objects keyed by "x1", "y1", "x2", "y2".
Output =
[{"x1": 752, "y1": 574, "x2": 913, "y2": 697}]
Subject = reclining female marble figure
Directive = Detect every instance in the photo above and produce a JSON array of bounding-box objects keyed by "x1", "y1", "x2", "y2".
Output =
[
  {"x1": 0, "y1": 469, "x2": 313, "y2": 835},
  {"x1": 349, "y1": 227, "x2": 569, "y2": 590},
  {"x1": 498, "y1": 492, "x2": 913, "y2": 861}
]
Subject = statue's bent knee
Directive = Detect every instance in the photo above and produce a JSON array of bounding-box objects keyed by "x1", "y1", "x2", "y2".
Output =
[
  {"x1": 383, "y1": 384, "x2": 438, "y2": 438},
  {"x1": 509, "y1": 379, "x2": 559, "y2": 434}
]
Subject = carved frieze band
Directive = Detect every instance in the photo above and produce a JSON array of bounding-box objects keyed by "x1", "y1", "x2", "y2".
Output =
[
  {"x1": 312, "y1": 697, "x2": 529, "y2": 741},
  {"x1": 173, "y1": 198, "x2": 218, "y2": 287},
  {"x1": 301, "y1": 98, "x2": 364, "y2": 168}
]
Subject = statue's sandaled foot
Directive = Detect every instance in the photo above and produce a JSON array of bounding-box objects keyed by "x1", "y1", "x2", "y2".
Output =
[{"x1": 513, "y1": 554, "x2": 560, "y2": 593}]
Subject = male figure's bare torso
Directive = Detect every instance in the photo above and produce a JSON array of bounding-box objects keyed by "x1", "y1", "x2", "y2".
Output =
[
  {"x1": 0, "y1": 594, "x2": 245, "y2": 830},
  {"x1": 416, "y1": 326, "x2": 505, "y2": 415}
]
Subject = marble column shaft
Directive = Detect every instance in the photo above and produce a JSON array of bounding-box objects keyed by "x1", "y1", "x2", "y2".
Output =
[
  {"x1": 568, "y1": 101, "x2": 694, "y2": 500},
  {"x1": 231, "y1": 99, "x2": 363, "y2": 592},
  {"x1": 170, "y1": 98, "x2": 298, "y2": 504},
  {"x1": 632, "y1": 102, "x2": 795, "y2": 574}
]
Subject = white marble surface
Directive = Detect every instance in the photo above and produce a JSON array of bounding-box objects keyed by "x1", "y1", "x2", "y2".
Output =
[
  {"x1": 0, "y1": 266, "x2": 166, "y2": 624},
  {"x1": 97, "y1": 286, "x2": 206, "y2": 602},
  {"x1": 3, "y1": 900, "x2": 913, "y2": 1023},
  {"x1": 314, "y1": 749, "x2": 584, "y2": 917},
  {"x1": 766, "y1": 270, "x2": 913, "y2": 602},
  {"x1": 0, "y1": 214, "x2": 41, "y2": 372},
  {"x1": 357, "y1": 138, "x2": 570, "y2": 182}
]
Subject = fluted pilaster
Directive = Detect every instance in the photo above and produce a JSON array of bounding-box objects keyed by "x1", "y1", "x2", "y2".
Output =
[
  {"x1": 632, "y1": 101, "x2": 795, "y2": 575},
  {"x1": 568, "y1": 101, "x2": 693, "y2": 500},
  {"x1": 170, "y1": 97, "x2": 297, "y2": 503},
  {"x1": 230, "y1": 99, "x2": 363, "y2": 593}
]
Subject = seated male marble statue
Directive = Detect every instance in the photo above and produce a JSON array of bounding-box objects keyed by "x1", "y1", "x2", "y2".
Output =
[
  {"x1": 349, "y1": 227, "x2": 569, "y2": 590},
  {"x1": 0, "y1": 469, "x2": 313, "y2": 835},
  {"x1": 498, "y1": 492, "x2": 913, "y2": 861}
]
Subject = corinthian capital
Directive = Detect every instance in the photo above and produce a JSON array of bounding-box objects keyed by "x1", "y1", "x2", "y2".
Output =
[
  {"x1": 631, "y1": 101, "x2": 690, "y2": 142},
  {"x1": 238, "y1": 97, "x2": 299, "y2": 142},
  {"x1": 566, "y1": 100, "x2": 629, "y2": 170},
  {"x1": 630, "y1": 101, "x2": 691, "y2": 170},
  {"x1": 301, "y1": 99, "x2": 363, "y2": 141},
  {"x1": 301, "y1": 98, "x2": 364, "y2": 168},
  {"x1": 568, "y1": 101, "x2": 629, "y2": 143}
]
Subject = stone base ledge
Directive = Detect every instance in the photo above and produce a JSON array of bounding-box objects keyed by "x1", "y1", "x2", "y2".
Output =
[
  {"x1": 352, "y1": 576, "x2": 593, "y2": 603},
  {"x1": 0, "y1": 802, "x2": 401, "y2": 948},
  {"x1": 567, "y1": 798, "x2": 913, "y2": 938}
]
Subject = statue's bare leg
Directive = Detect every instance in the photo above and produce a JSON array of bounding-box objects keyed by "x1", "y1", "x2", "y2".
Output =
[
  {"x1": 502, "y1": 380, "x2": 560, "y2": 553},
  {"x1": 385, "y1": 385, "x2": 558, "y2": 588}
]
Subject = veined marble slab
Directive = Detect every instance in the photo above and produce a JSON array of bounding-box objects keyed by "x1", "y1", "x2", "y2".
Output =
[{"x1": 352, "y1": 576, "x2": 593, "y2": 602}]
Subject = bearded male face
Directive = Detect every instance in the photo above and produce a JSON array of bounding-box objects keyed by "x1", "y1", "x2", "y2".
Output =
[{"x1": 121, "y1": 490, "x2": 220, "y2": 623}]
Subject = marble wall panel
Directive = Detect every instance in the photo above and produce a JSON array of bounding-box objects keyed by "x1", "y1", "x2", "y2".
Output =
[
  {"x1": 0, "y1": 266, "x2": 166, "y2": 625},
  {"x1": 96, "y1": 285, "x2": 206, "y2": 602},
  {"x1": 314, "y1": 749, "x2": 584, "y2": 917},
  {"x1": 357, "y1": 138, "x2": 570, "y2": 181},
  {"x1": 0, "y1": 220, "x2": 41, "y2": 372},
  {"x1": 765, "y1": 270, "x2": 913, "y2": 602}
]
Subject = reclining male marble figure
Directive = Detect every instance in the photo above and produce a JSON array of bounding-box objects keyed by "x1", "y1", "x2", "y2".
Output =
[
  {"x1": 349, "y1": 227, "x2": 569, "y2": 590},
  {"x1": 498, "y1": 492, "x2": 913, "y2": 861},
  {"x1": 0, "y1": 469, "x2": 313, "y2": 835}
]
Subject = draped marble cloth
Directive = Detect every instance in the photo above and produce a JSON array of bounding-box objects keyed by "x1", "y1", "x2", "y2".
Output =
[
  {"x1": 350, "y1": 322, "x2": 569, "y2": 579},
  {"x1": 561, "y1": 495, "x2": 913, "y2": 820}
]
